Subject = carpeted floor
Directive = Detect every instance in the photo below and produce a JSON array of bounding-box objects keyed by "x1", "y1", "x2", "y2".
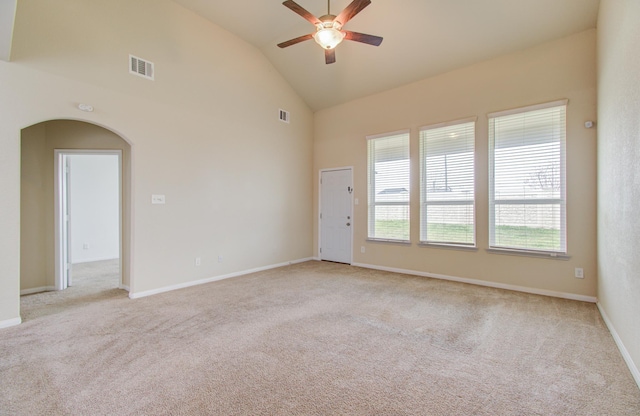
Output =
[
  {"x1": 19, "y1": 259, "x2": 121, "y2": 322},
  {"x1": 2, "y1": 261, "x2": 639, "y2": 415}
]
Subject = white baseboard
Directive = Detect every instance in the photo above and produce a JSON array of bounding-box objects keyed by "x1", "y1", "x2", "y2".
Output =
[
  {"x1": 20, "y1": 286, "x2": 56, "y2": 296},
  {"x1": 597, "y1": 303, "x2": 640, "y2": 389},
  {"x1": 291, "y1": 257, "x2": 316, "y2": 265},
  {"x1": 351, "y1": 262, "x2": 598, "y2": 303},
  {"x1": 129, "y1": 257, "x2": 315, "y2": 299},
  {"x1": 0, "y1": 317, "x2": 22, "y2": 329},
  {"x1": 72, "y1": 257, "x2": 119, "y2": 264}
]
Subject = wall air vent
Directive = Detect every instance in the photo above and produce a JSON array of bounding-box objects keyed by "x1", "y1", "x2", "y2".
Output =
[
  {"x1": 279, "y1": 109, "x2": 290, "y2": 124},
  {"x1": 129, "y1": 55, "x2": 154, "y2": 80}
]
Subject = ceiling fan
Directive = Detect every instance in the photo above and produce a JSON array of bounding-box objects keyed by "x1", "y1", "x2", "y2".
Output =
[{"x1": 277, "y1": 0, "x2": 383, "y2": 64}]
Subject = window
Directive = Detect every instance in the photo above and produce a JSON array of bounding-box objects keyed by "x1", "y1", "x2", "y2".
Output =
[
  {"x1": 420, "y1": 119, "x2": 476, "y2": 246},
  {"x1": 489, "y1": 100, "x2": 567, "y2": 253},
  {"x1": 367, "y1": 130, "x2": 410, "y2": 242}
]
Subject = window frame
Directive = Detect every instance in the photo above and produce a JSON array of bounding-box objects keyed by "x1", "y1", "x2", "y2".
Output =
[
  {"x1": 366, "y1": 129, "x2": 411, "y2": 243},
  {"x1": 488, "y1": 100, "x2": 568, "y2": 256},
  {"x1": 419, "y1": 117, "x2": 477, "y2": 248}
]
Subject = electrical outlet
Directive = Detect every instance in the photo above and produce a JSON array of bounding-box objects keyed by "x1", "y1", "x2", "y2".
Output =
[
  {"x1": 575, "y1": 268, "x2": 584, "y2": 279},
  {"x1": 218, "y1": 255, "x2": 223, "y2": 263},
  {"x1": 83, "y1": 243, "x2": 89, "y2": 250},
  {"x1": 361, "y1": 246, "x2": 365, "y2": 253},
  {"x1": 195, "y1": 257, "x2": 201, "y2": 266}
]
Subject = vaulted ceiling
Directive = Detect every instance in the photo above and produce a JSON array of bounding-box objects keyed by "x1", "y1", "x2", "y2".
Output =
[
  {"x1": 0, "y1": 1, "x2": 602, "y2": 110},
  {"x1": 174, "y1": 0, "x2": 599, "y2": 110},
  {"x1": 176, "y1": 0, "x2": 600, "y2": 111}
]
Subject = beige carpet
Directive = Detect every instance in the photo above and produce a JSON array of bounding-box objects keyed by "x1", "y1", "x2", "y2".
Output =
[
  {"x1": 19, "y1": 259, "x2": 121, "y2": 322},
  {"x1": 2, "y1": 261, "x2": 639, "y2": 415}
]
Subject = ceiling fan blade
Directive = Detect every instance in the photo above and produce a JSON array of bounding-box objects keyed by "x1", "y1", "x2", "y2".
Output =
[
  {"x1": 343, "y1": 31, "x2": 383, "y2": 46},
  {"x1": 325, "y1": 49, "x2": 336, "y2": 64},
  {"x1": 282, "y1": 0, "x2": 321, "y2": 25},
  {"x1": 335, "y1": 0, "x2": 371, "y2": 26},
  {"x1": 277, "y1": 33, "x2": 314, "y2": 48}
]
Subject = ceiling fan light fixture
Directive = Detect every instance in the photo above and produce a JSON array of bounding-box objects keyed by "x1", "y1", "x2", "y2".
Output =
[
  {"x1": 313, "y1": 27, "x2": 345, "y2": 49},
  {"x1": 278, "y1": 0, "x2": 383, "y2": 63}
]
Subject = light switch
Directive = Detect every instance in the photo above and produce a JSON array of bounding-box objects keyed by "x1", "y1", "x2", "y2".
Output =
[{"x1": 151, "y1": 194, "x2": 166, "y2": 204}]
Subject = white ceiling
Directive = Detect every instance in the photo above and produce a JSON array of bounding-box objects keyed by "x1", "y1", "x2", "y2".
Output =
[{"x1": 173, "y1": 0, "x2": 600, "y2": 111}]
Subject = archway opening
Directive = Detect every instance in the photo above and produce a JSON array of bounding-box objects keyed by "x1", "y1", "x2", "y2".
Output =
[{"x1": 20, "y1": 120, "x2": 132, "y2": 320}]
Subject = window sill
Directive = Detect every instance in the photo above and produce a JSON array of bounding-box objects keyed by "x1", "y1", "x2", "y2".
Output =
[
  {"x1": 418, "y1": 242, "x2": 478, "y2": 252},
  {"x1": 486, "y1": 248, "x2": 570, "y2": 260},
  {"x1": 366, "y1": 238, "x2": 411, "y2": 246}
]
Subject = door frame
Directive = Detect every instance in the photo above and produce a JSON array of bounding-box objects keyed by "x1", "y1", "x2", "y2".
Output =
[
  {"x1": 54, "y1": 149, "x2": 123, "y2": 290},
  {"x1": 318, "y1": 167, "x2": 354, "y2": 264}
]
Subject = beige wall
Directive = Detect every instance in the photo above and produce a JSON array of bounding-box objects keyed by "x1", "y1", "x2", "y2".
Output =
[
  {"x1": 314, "y1": 29, "x2": 597, "y2": 298},
  {"x1": 20, "y1": 123, "x2": 48, "y2": 291},
  {"x1": 597, "y1": 0, "x2": 640, "y2": 382},
  {"x1": 0, "y1": 0, "x2": 313, "y2": 325},
  {"x1": 20, "y1": 121, "x2": 132, "y2": 292}
]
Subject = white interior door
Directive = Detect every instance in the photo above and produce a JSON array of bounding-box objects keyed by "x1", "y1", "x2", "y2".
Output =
[
  {"x1": 55, "y1": 152, "x2": 72, "y2": 290},
  {"x1": 320, "y1": 169, "x2": 353, "y2": 264},
  {"x1": 63, "y1": 155, "x2": 72, "y2": 287},
  {"x1": 55, "y1": 150, "x2": 122, "y2": 291}
]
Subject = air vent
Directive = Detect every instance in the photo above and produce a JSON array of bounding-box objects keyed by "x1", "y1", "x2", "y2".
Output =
[
  {"x1": 279, "y1": 109, "x2": 290, "y2": 124},
  {"x1": 129, "y1": 55, "x2": 154, "y2": 80}
]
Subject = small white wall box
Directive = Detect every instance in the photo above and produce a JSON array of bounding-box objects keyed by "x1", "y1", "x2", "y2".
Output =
[{"x1": 151, "y1": 194, "x2": 166, "y2": 204}]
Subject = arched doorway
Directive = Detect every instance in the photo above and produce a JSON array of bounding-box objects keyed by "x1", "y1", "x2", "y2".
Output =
[{"x1": 20, "y1": 120, "x2": 132, "y2": 319}]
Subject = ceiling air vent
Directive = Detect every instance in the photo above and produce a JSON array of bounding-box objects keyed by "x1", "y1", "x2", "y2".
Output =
[
  {"x1": 129, "y1": 55, "x2": 154, "y2": 80},
  {"x1": 279, "y1": 109, "x2": 290, "y2": 124}
]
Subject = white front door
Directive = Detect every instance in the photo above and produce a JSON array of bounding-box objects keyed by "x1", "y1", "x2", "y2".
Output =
[{"x1": 320, "y1": 169, "x2": 353, "y2": 264}]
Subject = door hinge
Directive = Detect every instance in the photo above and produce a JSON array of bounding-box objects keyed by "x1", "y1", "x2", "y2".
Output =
[
  {"x1": 320, "y1": 248, "x2": 322, "y2": 254},
  {"x1": 320, "y1": 213, "x2": 322, "y2": 219}
]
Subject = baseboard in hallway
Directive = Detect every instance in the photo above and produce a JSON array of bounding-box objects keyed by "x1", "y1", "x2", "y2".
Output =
[{"x1": 20, "y1": 286, "x2": 56, "y2": 296}]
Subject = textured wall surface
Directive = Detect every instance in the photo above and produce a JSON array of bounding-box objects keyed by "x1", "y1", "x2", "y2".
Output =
[
  {"x1": 597, "y1": 0, "x2": 640, "y2": 384},
  {"x1": 68, "y1": 154, "x2": 120, "y2": 264}
]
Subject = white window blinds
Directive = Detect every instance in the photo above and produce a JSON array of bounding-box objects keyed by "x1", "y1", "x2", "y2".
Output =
[
  {"x1": 420, "y1": 120, "x2": 476, "y2": 245},
  {"x1": 489, "y1": 100, "x2": 567, "y2": 253},
  {"x1": 367, "y1": 130, "x2": 410, "y2": 242}
]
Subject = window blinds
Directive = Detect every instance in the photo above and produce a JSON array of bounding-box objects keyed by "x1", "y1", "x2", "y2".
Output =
[
  {"x1": 367, "y1": 130, "x2": 410, "y2": 242},
  {"x1": 489, "y1": 101, "x2": 567, "y2": 253},
  {"x1": 420, "y1": 120, "x2": 476, "y2": 245}
]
